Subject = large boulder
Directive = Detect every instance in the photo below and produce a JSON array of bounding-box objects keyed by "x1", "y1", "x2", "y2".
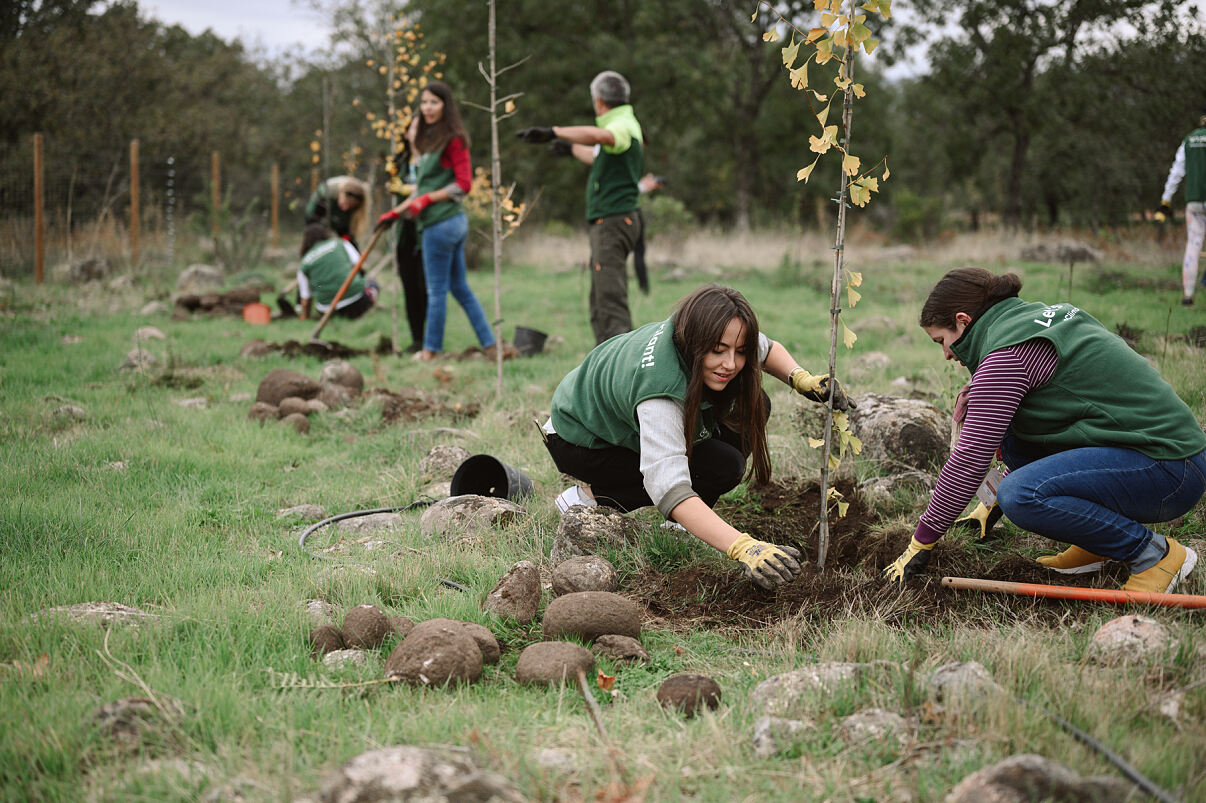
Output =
[
  {"x1": 848, "y1": 393, "x2": 951, "y2": 471},
  {"x1": 256, "y1": 369, "x2": 321, "y2": 406},
  {"x1": 541, "y1": 591, "x2": 641, "y2": 642},
  {"x1": 549, "y1": 506, "x2": 645, "y2": 565},
  {"x1": 419, "y1": 495, "x2": 525, "y2": 539},
  {"x1": 176, "y1": 264, "x2": 223, "y2": 294}
]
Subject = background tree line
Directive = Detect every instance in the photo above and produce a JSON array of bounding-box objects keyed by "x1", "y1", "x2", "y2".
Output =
[{"x1": 2, "y1": 0, "x2": 1203, "y2": 246}]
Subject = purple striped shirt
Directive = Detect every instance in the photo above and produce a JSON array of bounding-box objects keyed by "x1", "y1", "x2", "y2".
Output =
[{"x1": 913, "y1": 338, "x2": 1058, "y2": 544}]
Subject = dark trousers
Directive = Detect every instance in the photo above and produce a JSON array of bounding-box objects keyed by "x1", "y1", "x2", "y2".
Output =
[
  {"x1": 587, "y1": 212, "x2": 641, "y2": 345},
  {"x1": 395, "y1": 218, "x2": 426, "y2": 347}
]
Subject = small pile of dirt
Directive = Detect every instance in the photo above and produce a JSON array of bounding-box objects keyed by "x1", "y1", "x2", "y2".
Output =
[
  {"x1": 309, "y1": 625, "x2": 345, "y2": 657},
  {"x1": 656, "y1": 673, "x2": 722, "y2": 717},
  {"x1": 385, "y1": 619, "x2": 483, "y2": 687},
  {"x1": 276, "y1": 340, "x2": 368, "y2": 359},
  {"x1": 515, "y1": 642, "x2": 594, "y2": 686},
  {"x1": 375, "y1": 388, "x2": 480, "y2": 424},
  {"x1": 343, "y1": 605, "x2": 392, "y2": 649}
]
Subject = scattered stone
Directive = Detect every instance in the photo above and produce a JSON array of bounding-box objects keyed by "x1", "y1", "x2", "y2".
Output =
[
  {"x1": 91, "y1": 696, "x2": 184, "y2": 750},
  {"x1": 140, "y1": 300, "x2": 171, "y2": 317},
  {"x1": 858, "y1": 470, "x2": 937, "y2": 508},
  {"x1": 175, "y1": 397, "x2": 207, "y2": 409},
  {"x1": 201, "y1": 776, "x2": 269, "y2": 802},
  {"x1": 28, "y1": 601, "x2": 157, "y2": 628},
  {"x1": 240, "y1": 339, "x2": 273, "y2": 359},
  {"x1": 944, "y1": 753, "x2": 1130, "y2": 803},
  {"x1": 322, "y1": 649, "x2": 372, "y2": 670},
  {"x1": 389, "y1": 616, "x2": 416, "y2": 639},
  {"x1": 318, "y1": 359, "x2": 363, "y2": 392},
  {"x1": 278, "y1": 505, "x2": 327, "y2": 522},
  {"x1": 282, "y1": 412, "x2": 310, "y2": 434},
  {"x1": 301, "y1": 599, "x2": 338, "y2": 625},
  {"x1": 278, "y1": 396, "x2": 312, "y2": 417},
  {"x1": 592, "y1": 634, "x2": 649, "y2": 664},
  {"x1": 306, "y1": 398, "x2": 328, "y2": 414},
  {"x1": 303, "y1": 745, "x2": 524, "y2": 803},
  {"x1": 384, "y1": 619, "x2": 483, "y2": 687},
  {"x1": 247, "y1": 402, "x2": 279, "y2": 423},
  {"x1": 541, "y1": 591, "x2": 641, "y2": 642},
  {"x1": 552, "y1": 555, "x2": 619, "y2": 596},
  {"x1": 419, "y1": 494, "x2": 525, "y2": 538},
  {"x1": 750, "y1": 663, "x2": 864, "y2": 717},
  {"x1": 839, "y1": 708, "x2": 907, "y2": 746},
  {"x1": 752, "y1": 716, "x2": 810, "y2": 759},
  {"x1": 549, "y1": 505, "x2": 645, "y2": 565},
  {"x1": 107, "y1": 461, "x2": 127, "y2": 471},
  {"x1": 317, "y1": 382, "x2": 355, "y2": 410},
  {"x1": 309, "y1": 625, "x2": 345, "y2": 658},
  {"x1": 927, "y1": 661, "x2": 1003, "y2": 703},
  {"x1": 342, "y1": 604, "x2": 392, "y2": 649},
  {"x1": 1087, "y1": 614, "x2": 1176, "y2": 664},
  {"x1": 515, "y1": 641, "x2": 595, "y2": 686},
  {"x1": 120, "y1": 347, "x2": 160, "y2": 373},
  {"x1": 255, "y1": 369, "x2": 321, "y2": 406},
  {"x1": 1020, "y1": 240, "x2": 1102, "y2": 265},
  {"x1": 847, "y1": 393, "x2": 951, "y2": 471},
  {"x1": 657, "y1": 673, "x2": 722, "y2": 717},
  {"x1": 336, "y1": 512, "x2": 402, "y2": 534},
  {"x1": 228, "y1": 392, "x2": 252, "y2": 404},
  {"x1": 482, "y1": 561, "x2": 542, "y2": 625},
  {"x1": 52, "y1": 404, "x2": 87, "y2": 422},
  {"x1": 56, "y1": 257, "x2": 111, "y2": 284},
  {"x1": 134, "y1": 326, "x2": 167, "y2": 341},
  {"x1": 176, "y1": 264, "x2": 224, "y2": 294},
  {"x1": 315, "y1": 564, "x2": 378, "y2": 585},
  {"x1": 422, "y1": 481, "x2": 452, "y2": 500},
  {"x1": 419, "y1": 444, "x2": 473, "y2": 480},
  {"x1": 530, "y1": 747, "x2": 579, "y2": 773}
]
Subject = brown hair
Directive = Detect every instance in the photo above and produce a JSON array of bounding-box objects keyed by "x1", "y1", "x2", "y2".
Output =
[
  {"x1": 415, "y1": 80, "x2": 471, "y2": 155},
  {"x1": 919, "y1": 267, "x2": 1023, "y2": 328},
  {"x1": 300, "y1": 223, "x2": 333, "y2": 257},
  {"x1": 338, "y1": 177, "x2": 371, "y2": 243},
  {"x1": 673, "y1": 284, "x2": 771, "y2": 485}
]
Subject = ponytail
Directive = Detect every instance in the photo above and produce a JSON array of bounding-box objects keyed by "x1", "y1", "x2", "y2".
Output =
[{"x1": 919, "y1": 267, "x2": 1022, "y2": 328}]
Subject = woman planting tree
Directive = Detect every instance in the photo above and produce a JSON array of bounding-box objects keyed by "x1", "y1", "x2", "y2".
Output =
[
  {"x1": 306, "y1": 176, "x2": 371, "y2": 248},
  {"x1": 540, "y1": 283, "x2": 854, "y2": 590},
  {"x1": 376, "y1": 80, "x2": 495, "y2": 361},
  {"x1": 885, "y1": 267, "x2": 1206, "y2": 592}
]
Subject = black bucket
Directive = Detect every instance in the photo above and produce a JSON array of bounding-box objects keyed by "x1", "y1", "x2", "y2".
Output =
[
  {"x1": 450, "y1": 454, "x2": 535, "y2": 500},
  {"x1": 513, "y1": 326, "x2": 548, "y2": 356}
]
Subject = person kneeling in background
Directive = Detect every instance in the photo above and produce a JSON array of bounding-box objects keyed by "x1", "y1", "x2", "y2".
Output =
[{"x1": 296, "y1": 223, "x2": 378, "y2": 321}]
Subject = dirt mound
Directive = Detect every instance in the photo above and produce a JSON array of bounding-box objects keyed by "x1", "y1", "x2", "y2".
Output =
[{"x1": 374, "y1": 388, "x2": 480, "y2": 424}]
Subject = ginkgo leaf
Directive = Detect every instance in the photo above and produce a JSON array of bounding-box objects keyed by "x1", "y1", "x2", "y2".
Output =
[
  {"x1": 833, "y1": 29, "x2": 847, "y2": 48},
  {"x1": 829, "y1": 453, "x2": 842, "y2": 470},
  {"x1": 833, "y1": 411, "x2": 849, "y2": 429},
  {"x1": 842, "y1": 153, "x2": 860, "y2": 175},
  {"x1": 806, "y1": 27, "x2": 827, "y2": 43},
  {"x1": 504, "y1": 100, "x2": 515, "y2": 113},
  {"x1": 847, "y1": 432, "x2": 863, "y2": 454},
  {"x1": 842, "y1": 321, "x2": 858, "y2": 348},
  {"x1": 846, "y1": 269, "x2": 862, "y2": 286},
  {"x1": 822, "y1": 12, "x2": 837, "y2": 26},
  {"x1": 796, "y1": 160, "x2": 818, "y2": 182},
  {"x1": 789, "y1": 64, "x2": 809, "y2": 90},
  {"x1": 817, "y1": 104, "x2": 830, "y2": 126},
  {"x1": 883, "y1": 164, "x2": 891, "y2": 180},
  {"x1": 751, "y1": 8, "x2": 758, "y2": 22},
  {"x1": 862, "y1": 37, "x2": 879, "y2": 54},
  {"x1": 813, "y1": 0, "x2": 827, "y2": 11},
  {"x1": 848, "y1": 286, "x2": 862, "y2": 307},
  {"x1": 762, "y1": 29, "x2": 780, "y2": 42},
  {"x1": 815, "y1": 37, "x2": 834, "y2": 62},
  {"x1": 811, "y1": 90, "x2": 829, "y2": 102},
  {"x1": 860, "y1": 176, "x2": 879, "y2": 193},
  {"x1": 850, "y1": 22, "x2": 871, "y2": 43},
  {"x1": 852, "y1": 83, "x2": 866, "y2": 98},
  {"x1": 808, "y1": 437, "x2": 825, "y2": 449},
  {"x1": 836, "y1": 499, "x2": 850, "y2": 516},
  {"x1": 782, "y1": 37, "x2": 800, "y2": 68},
  {"x1": 849, "y1": 183, "x2": 867, "y2": 206},
  {"x1": 835, "y1": 75, "x2": 851, "y2": 91}
]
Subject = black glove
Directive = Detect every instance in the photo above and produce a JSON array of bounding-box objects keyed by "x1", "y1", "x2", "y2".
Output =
[
  {"x1": 517, "y1": 126, "x2": 556, "y2": 144},
  {"x1": 790, "y1": 369, "x2": 856, "y2": 411},
  {"x1": 549, "y1": 139, "x2": 573, "y2": 158}
]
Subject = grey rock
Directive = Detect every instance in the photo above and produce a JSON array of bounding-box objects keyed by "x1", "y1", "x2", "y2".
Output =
[
  {"x1": 176, "y1": 264, "x2": 223, "y2": 294},
  {"x1": 750, "y1": 662, "x2": 864, "y2": 717},
  {"x1": 927, "y1": 661, "x2": 1003, "y2": 703},
  {"x1": 592, "y1": 634, "x2": 649, "y2": 663},
  {"x1": 752, "y1": 716, "x2": 810, "y2": 759},
  {"x1": 120, "y1": 347, "x2": 160, "y2": 373},
  {"x1": 419, "y1": 494, "x2": 525, "y2": 539},
  {"x1": 248, "y1": 402, "x2": 279, "y2": 423},
  {"x1": 301, "y1": 598, "x2": 338, "y2": 625},
  {"x1": 134, "y1": 326, "x2": 167, "y2": 341},
  {"x1": 858, "y1": 470, "x2": 936, "y2": 508},
  {"x1": 174, "y1": 397, "x2": 208, "y2": 409},
  {"x1": 318, "y1": 359, "x2": 363, "y2": 392},
  {"x1": 91, "y1": 696, "x2": 184, "y2": 749},
  {"x1": 944, "y1": 753, "x2": 1129, "y2": 803},
  {"x1": 549, "y1": 505, "x2": 645, "y2": 566},
  {"x1": 846, "y1": 350, "x2": 892, "y2": 380},
  {"x1": 278, "y1": 505, "x2": 327, "y2": 522},
  {"x1": 52, "y1": 404, "x2": 87, "y2": 422},
  {"x1": 848, "y1": 393, "x2": 951, "y2": 471},
  {"x1": 529, "y1": 747, "x2": 579, "y2": 773},
  {"x1": 419, "y1": 444, "x2": 472, "y2": 481},
  {"x1": 306, "y1": 745, "x2": 525, "y2": 803},
  {"x1": 1087, "y1": 614, "x2": 1176, "y2": 664},
  {"x1": 482, "y1": 560, "x2": 542, "y2": 625},
  {"x1": 140, "y1": 300, "x2": 171, "y2": 316},
  {"x1": 321, "y1": 649, "x2": 373, "y2": 669},
  {"x1": 317, "y1": 382, "x2": 354, "y2": 410},
  {"x1": 28, "y1": 601, "x2": 157, "y2": 628},
  {"x1": 839, "y1": 707, "x2": 907, "y2": 745},
  {"x1": 336, "y1": 512, "x2": 403, "y2": 534},
  {"x1": 552, "y1": 555, "x2": 619, "y2": 596}
]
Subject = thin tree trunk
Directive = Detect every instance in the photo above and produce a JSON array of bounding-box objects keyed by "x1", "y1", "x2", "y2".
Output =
[{"x1": 488, "y1": 0, "x2": 504, "y2": 395}]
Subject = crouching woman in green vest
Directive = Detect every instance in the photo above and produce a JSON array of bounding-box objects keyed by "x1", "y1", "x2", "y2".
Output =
[
  {"x1": 884, "y1": 267, "x2": 1206, "y2": 593},
  {"x1": 541, "y1": 284, "x2": 855, "y2": 591},
  {"x1": 296, "y1": 224, "x2": 378, "y2": 320}
]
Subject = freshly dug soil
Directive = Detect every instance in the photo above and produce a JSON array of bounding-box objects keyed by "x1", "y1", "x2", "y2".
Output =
[
  {"x1": 342, "y1": 605, "x2": 391, "y2": 649},
  {"x1": 541, "y1": 591, "x2": 642, "y2": 642},
  {"x1": 385, "y1": 619, "x2": 483, "y2": 687},
  {"x1": 309, "y1": 625, "x2": 345, "y2": 658},
  {"x1": 656, "y1": 673, "x2": 722, "y2": 717},
  {"x1": 375, "y1": 388, "x2": 480, "y2": 425},
  {"x1": 515, "y1": 642, "x2": 595, "y2": 686}
]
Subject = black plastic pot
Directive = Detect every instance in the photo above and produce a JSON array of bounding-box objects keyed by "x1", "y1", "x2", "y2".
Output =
[
  {"x1": 513, "y1": 326, "x2": 548, "y2": 356},
  {"x1": 450, "y1": 454, "x2": 535, "y2": 500}
]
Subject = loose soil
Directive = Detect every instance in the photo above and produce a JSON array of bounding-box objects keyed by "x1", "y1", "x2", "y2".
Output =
[
  {"x1": 626, "y1": 480, "x2": 1132, "y2": 633},
  {"x1": 374, "y1": 388, "x2": 480, "y2": 424}
]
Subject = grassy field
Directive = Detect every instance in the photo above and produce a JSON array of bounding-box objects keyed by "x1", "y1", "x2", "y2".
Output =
[{"x1": 1, "y1": 227, "x2": 1204, "y2": 801}]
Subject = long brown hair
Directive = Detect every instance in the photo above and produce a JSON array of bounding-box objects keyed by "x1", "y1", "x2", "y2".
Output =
[
  {"x1": 674, "y1": 284, "x2": 771, "y2": 485},
  {"x1": 414, "y1": 80, "x2": 470, "y2": 155},
  {"x1": 919, "y1": 267, "x2": 1023, "y2": 328}
]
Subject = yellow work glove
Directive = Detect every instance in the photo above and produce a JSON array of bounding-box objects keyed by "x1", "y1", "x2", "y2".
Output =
[
  {"x1": 883, "y1": 536, "x2": 934, "y2": 584},
  {"x1": 790, "y1": 367, "x2": 855, "y2": 411},
  {"x1": 726, "y1": 533, "x2": 802, "y2": 590},
  {"x1": 954, "y1": 502, "x2": 1004, "y2": 542},
  {"x1": 1154, "y1": 200, "x2": 1172, "y2": 223}
]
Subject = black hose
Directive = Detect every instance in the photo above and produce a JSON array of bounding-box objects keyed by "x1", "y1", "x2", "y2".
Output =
[{"x1": 297, "y1": 499, "x2": 470, "y2": 592}]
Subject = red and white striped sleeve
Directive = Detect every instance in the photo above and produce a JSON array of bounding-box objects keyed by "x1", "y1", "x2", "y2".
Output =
[{"x1": 912, "y1": 338, "x2": 1057, "y2": 544}]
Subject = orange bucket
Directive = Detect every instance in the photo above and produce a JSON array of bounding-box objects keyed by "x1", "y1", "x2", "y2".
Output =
[{"x1": 242, "y1": 302, "x2": 272, "y2": 325}]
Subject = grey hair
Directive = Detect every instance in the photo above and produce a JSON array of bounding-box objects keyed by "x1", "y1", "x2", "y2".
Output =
[{"x1": 590, "y1": 71, "x2": 630, "y2": 107}]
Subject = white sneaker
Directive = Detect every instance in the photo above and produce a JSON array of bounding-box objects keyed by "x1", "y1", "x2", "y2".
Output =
[
  {"x1": 554, "y1": 485, "x2": 596, "y2": 514},
  {"x1": 660, "y1": 520, "x2": 687, "y2": 532}
]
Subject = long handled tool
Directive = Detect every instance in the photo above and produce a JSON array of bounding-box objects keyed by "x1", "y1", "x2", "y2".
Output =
[
  {"x1": 942, "y1": 576, "x2": 1206, "y2": 609},
  {"x1": 308, "y1": 226, "x2": 388, "y2": 344}
]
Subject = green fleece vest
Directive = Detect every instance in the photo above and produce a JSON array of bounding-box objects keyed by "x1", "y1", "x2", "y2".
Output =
[
  {"x1": 551, "y1": 317, "x2": 715, "y2": 452},
  {"x1": 301, "y1": 238, "x2": 364, "y2": 307},
  {"x1": 1183, "y1": 126, "x2": 1206, "y2": 203},
  {"x1": 414, "y1": 142, "x2": 464, "y2": 232},
  {"x1": 951, "y1": 298, "x2": 1206, "y2": 460},
  {"x1": 585, "y1": 105, "x2": 643, "y2": 221}
]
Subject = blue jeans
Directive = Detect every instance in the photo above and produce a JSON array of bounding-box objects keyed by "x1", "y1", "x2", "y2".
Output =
[
  {"x1": 996, "y1": 434, "x2": 1206, "y2": 568},
  {"x1": 420, "y1": 212, "x2": 495, "y2": 353}
]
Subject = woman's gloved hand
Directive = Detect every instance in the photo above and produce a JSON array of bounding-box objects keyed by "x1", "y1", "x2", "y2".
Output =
[
  {"x1": 883, "y1": 536, "x2": 934, "y2": 583},
  {"x1": 375, "y1": 208, "x2": 401, "y2": 231},
  {"x1": 726, "y1": 533, "x2": 802, "y2": 590},
  {"x1": 954, "y1": 502, "x2": 1003, "y2": 542},
  {"x1": 790, "y1": 368, "x2": 855, "y2": 411}
]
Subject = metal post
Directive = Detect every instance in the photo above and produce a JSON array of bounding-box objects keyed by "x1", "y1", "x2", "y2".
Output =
[
  {"x1": 129, "y1": 138, "x2": 140, "y2": 268},
  {"x1": 33, "y1": 133, "x2": 44, "y2": 284}
]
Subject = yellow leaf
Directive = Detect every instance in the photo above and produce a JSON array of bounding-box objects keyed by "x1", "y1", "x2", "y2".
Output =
[
  {"x1": 842, "y1": 321, "x2": 858, "y2": 348},
  {"x1": 846, "y1": 269, "x2": 862, "y2": 286},
  {"x1": 808, "y1": 437, "x2": 825, "y2": 449},
  {"x1": 806, "y1": 27, "x2": 827, "y2": 43},
  {"x1": 815, "y1": 37, "x2": 834, "y2": 63},
  {"x1": 836, "y1": 499, "x2": 850, "y2": 517},
  {"x1": 883, "y1": 164, "x2": 891, "y2": 180},
  {"x1": 852, "y1": 83, "x2": 866, "y2": 98},
  {"x1": 504, "y1": 100, "x2": 515, "y2": 113},
  {"x1": 847, "y1": 286, "x2": 862, "y2": 307},
  {"x1": 833, "y1": 411, "x2": 849, "y2": 429},
  {"x1": 850, "y1": 21, "x2": 872, "y2": 43},
  {"x1": 822, "y1": 12, "x2": 837, "y2": 26},
  {"x1": 833, "y1": 29, "x2": 847, "y2": 48},
  {"x1": 862, "y1": 37, "x2": 879, "y2": 54},
  {"x1": 762, "y1": 29, "x2": 780, "y2": 42},
  {"x1": 828, "y1": 453, "x2": 841, "y2": 470},
  {"x1": 849, "y1": 183, "x2": 868, "y2": 206},
  {"x1": 782, "y1": 37, "x2": 800, "y2": 68},
  {"x1": 816, "y1": 104, "x2": 830, "y2": 126},
  {"x1": 751, "y1": 8, "x2": 758, "y2": 22},
  {"x1": 835, "y1": 76, "x2": 852, "y2": 91},
  {"x1": 811, "y1": 90, "x2": 829, "y2": 102},
  {"x1": 796, "y1": 160, "x2": 818, "y2": 182},
  {"x1": 848, "y1": 432, "x2": 863, "y2": 454},
  {"x1": 813, "y1": 0, "x2": 827, "y2": 10},
  {"x1": 789, "y1": 63, "x2": 809, "y2": 90},
  {"x1": 861, "y1": 176, "x2": 879, "y2": 193},
  {"x1": 842, "y1": 153, "x2": 860, "y2": 176}
]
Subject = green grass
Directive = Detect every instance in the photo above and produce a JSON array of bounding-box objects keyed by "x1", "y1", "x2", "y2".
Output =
[{"x1": 0, "y1": 232, "x2": 1203, "y2": 801}]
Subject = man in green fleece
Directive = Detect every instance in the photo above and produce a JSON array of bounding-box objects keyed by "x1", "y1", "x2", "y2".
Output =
[{"x1": 518, "y1": 70, "x2": 645, "y2": 345}]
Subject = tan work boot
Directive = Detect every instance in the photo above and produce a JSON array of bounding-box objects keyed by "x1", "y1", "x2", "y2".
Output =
[
  {"x1": 1123, "y1": 538, "x2": 1198, "y2": 594},
  {"x1": 1036, "y1": 544, "x2": 1108, "y2": 574}
]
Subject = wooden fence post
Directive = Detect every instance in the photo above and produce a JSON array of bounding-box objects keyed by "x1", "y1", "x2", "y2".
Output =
[
  {"x1": 130, "y1": 138, "x2": 140, "y2": 268},
  {"x1": 271, "y1": 162, "x2": 280, "y2": 249},
  {"x1": 211, "y1": 150, "x2": 221, "y2": 237},
  {"x1": 33, "y1": 132, "x2": 44, "y2": 284}
]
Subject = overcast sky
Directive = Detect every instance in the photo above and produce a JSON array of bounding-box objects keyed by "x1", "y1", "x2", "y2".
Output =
[{"x1": 142, "y1": 0, "x2": 333, "y2": 58}]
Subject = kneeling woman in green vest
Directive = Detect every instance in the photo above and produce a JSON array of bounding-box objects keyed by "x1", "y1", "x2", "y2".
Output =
[
  {"x1": 541, "y1": 284, "x2": 854, "y2": 590},
  {"x1": 297, "y1": 224, "x2": 378, "y2": 320},
  {"x1": 884, "y1": 267, "x2": 1206, "y2": 593}
]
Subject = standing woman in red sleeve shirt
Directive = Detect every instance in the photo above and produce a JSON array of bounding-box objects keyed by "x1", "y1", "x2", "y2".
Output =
[{"x1": 377, "y1": 81, "x2": 496, "y2": 361}]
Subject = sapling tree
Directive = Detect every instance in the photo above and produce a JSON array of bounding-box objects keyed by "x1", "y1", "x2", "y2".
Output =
[{"x1": 757, "y1": 0, "x2": 891, "y2": 568}]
